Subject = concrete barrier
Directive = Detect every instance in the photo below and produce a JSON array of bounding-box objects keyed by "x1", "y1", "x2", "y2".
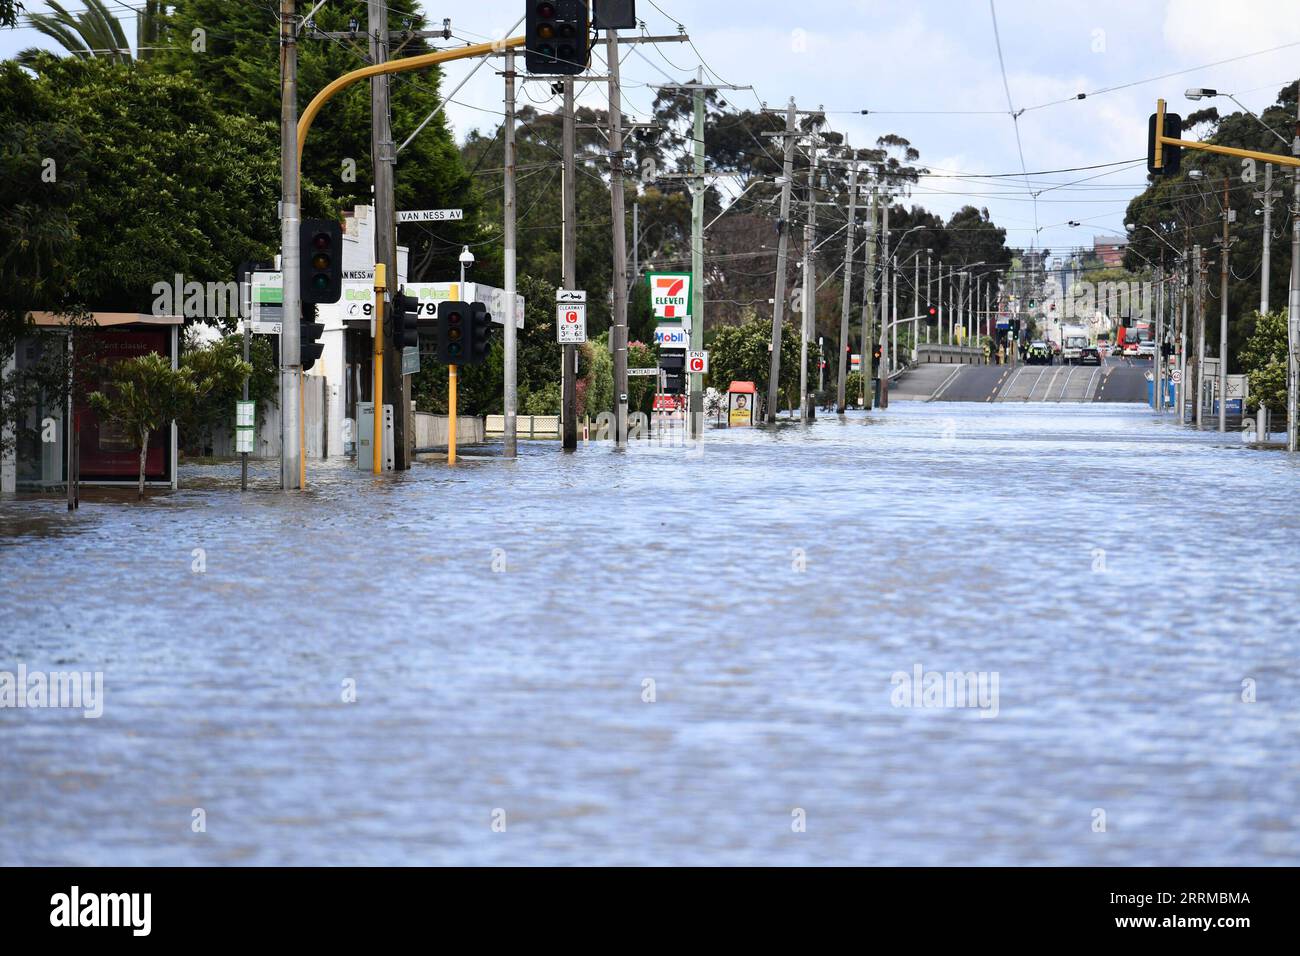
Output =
[
  {"x1": 414, "y1": 412, "x2": 485, "y2": 447},
  {"x1": 915, "y1": 345, "x2": 988, "y2": 365}
]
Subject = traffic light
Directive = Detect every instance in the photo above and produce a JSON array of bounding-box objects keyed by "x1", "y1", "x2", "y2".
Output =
[
  {"x1": 299, "y1": 218, "x2": 342, "y2": 304},
  {"x1": 460, "y1": 301, "x2": 493, "y2": 365},
  {"x1": 391, "y1": 288, "x2": 419, "y2": 349},
  {"x1": 436, "y1": 300, "x2": 468, "y2": 364},
  {"x1": 300, "y1": 303, "x2": 324, "y2": 372},
  {"x1": 924, "y1": 303, "x2": 939, "y2": 325},
  {"x1": 525, "y1": 1, "x2": 589, "y2": 75},
  {"x1": 1147, "y1": 106, "x2": 1183, "y2": 176}
]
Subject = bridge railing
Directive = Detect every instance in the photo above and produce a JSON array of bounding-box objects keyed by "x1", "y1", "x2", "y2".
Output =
[{"x1": 915, "y1": 345, "x2": 988, "y2": 366}]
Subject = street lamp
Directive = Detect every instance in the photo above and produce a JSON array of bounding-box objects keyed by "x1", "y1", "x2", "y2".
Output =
[
  {"x1": 459, "y1": 245, "x2": 474, "y2": 286},
  {"x1": 1186, "y1": 88, "x2": 1290, "y2": 147}
]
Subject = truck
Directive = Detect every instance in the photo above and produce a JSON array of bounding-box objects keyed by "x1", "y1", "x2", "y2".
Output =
[{"x1": 1061, "y1": 325, "x2": 1090, "y2": 365}]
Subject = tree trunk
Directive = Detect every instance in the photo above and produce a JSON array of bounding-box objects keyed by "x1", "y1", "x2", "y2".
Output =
[{"x1": 137, "y1": 428, "x2": 150, "y2": 500}]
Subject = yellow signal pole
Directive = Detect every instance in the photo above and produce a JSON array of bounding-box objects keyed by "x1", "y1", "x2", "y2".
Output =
[
  {"x1": 297, "y1": 37, "x2": 525, "y2": 166},
  {"x1": 373, "y1": 263, "x2": 386, "y2": 475},
  {"x1": 1155, "y1": 98, "x2": 1300, "y2": 170},
  {"x1": 448, "y1": 365, "x2": 458, "y2": 466},
  {"x1": 290, "y1": 34, "x2": 525, "y2": 481}
]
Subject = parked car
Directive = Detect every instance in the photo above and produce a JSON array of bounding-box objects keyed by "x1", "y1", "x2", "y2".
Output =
[
  {"x1": 1025, "y1": 341, "x2": 1053, "y2": 365},
  {"x1": 1136, "y1": 340, "x2": 1156, "y2": 358},
  {"x1": 1079, "y1": 345, "x2": 1101, "y2": 366}
]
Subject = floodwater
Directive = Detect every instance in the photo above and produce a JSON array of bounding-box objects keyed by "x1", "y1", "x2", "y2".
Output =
[{"x1": 2, "y1": 402, "x2": 1298, "y2": 866}]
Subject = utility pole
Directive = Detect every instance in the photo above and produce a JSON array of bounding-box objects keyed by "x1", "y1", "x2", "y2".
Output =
[
  {"x1": 879, "y1": 199, "x2": 890, "y2": 408},
  {"x1": 860, "y1": 182, "x2": 878, "y2": 409},
  {"x1": 368, "y1": 0, "x2": 407, "y2": 469},
  {"x1": 690, "y1": 69, "x2": 706, "y2": 436},
  {"x1": 766, "y1": 99, "x2": 796, "y2": 422},
  {"x1": 606, "y1": 28, "x2": 629, "y2": 447},
  {"x1": 1155, "y1": 260, "x2": 1164, "y2": 413},
  {"x1": 1288, "y1": 91, "x2": 1300, "y2": 453},
  {"x1": 1194, "y1": 244, "x2": 1205, "y2": 430},
  {"x1": 502, "y1": 46, "x2": 518, "y2": 458},
  {"x1": 279, "y1": 0, "x2": 301, "y2": 490},
  {"x1": 800, "y1": 136, "x2": 821, "y2": 423},
  {"x1": 912, "y1": 253, "x2": 919, "y2": 363},
  {"x1": 1256, "y1": 162, "x2": 1281, "y2": 314},
  {"x1": 835, "y1": 161, "x2": 858, "y2": 414},
  {"x1": 561, "y1": 76, "x2": 577, "y2": 451},
  {"x1": 1218, "y1": 174, "x2": 1231, "y2": 433}
]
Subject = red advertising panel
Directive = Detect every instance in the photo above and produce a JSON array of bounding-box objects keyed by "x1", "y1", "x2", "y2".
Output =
[{"x1": 76, "y1": 326, "x2": 172, "y2": 482}]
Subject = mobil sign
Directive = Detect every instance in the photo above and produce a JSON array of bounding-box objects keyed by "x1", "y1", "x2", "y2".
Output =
[
  {"x1": 650, "y1": 272, "x2": 692, "y2": 326},
  {"x1": 654, "y1": 325, "x2": 689, "y2": 348}
]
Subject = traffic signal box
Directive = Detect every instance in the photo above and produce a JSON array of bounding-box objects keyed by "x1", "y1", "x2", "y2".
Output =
[
  {"x1": 925, "y1": 304, "x2": 939, "y2": 325},
  {"x1": 391, "y1": 288, "x2": 419, "y2": 350},
  {"x1": 300, "y1": 304, "x2": 324, "y2": 372},
  {"x1": 525, "y1": 1, "x2": 590, "y2": 75},
  {"x1": 436, "y1": 300, "x2": 493, "y2": 366},
  {"x1": 299, "y1": 219, "x2": 342, "y2": 305},
  {"x1": 1147, "y1": 105, "x2": 1183, "y2": 176}
]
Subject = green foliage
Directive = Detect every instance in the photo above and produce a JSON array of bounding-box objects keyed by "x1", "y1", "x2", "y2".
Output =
[
  {"x1": 12, "y1": 56, "x2": 293, "y2": 314},
  {"x1": 17, "y1": 0, "x2": 141, "y2": 66},
  {"x1": 178, "y1": 333, "x2": 267, "y2": 452},
  {"x1": 706, "y1": 316, "x2": 810, "y2": 414},
  {"x1": 627, "y1": 339, "x2": 658, "y2": 413},
  {"x1": 89, "y1": 351, "x2": 197, "y2": 497},
  {"x1": 1238, "y1": 309, "x2": 1288, "y2": 414},
  {"x1": 157, "y1": 1, "x2": 479, "y2": 282},
  {"x1": 580, "y1": 335, "x2": 613, "y2": 419}
]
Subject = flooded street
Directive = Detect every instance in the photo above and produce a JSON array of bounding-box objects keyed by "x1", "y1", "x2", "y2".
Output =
[{"x1": 2, "y1": 403, "x2": 1298, "y2": 866}]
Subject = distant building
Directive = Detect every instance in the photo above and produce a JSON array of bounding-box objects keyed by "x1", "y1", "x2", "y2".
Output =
[{"x1": 1093, "y1": 238, "x2": 1126, "y2": 268}]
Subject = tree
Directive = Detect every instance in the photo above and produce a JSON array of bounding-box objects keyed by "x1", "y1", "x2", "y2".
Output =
[
  {"x1": 17, "y1": 0, "x2": 155, "y2": 65},
  {"x1": 2, "y1": 1, "x2": 20, "y2": 28},
  {"x1": 157, "y1": 0, "x2": 480, "y2": 283},
  {"x1": 1238, "y1": 309, "x2": 1287, "y2": 415},
  {"x1": 179, "y1": 334, "x2": 267, "y2": 454},
  {"x1": 706, "y1": 315, "x2": 813, "y2": 415},
  {"x1": 89, "y1": 352, "x2": 197, "y2": 499}
]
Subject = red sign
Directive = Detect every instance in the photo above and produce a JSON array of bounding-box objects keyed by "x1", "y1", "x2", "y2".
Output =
[
  {"x1": 76, "y1": 327, "x2": 172, "y2": 481},
  {"x1": 652, "y1": 394, "x2": 685, "y2": 411}
]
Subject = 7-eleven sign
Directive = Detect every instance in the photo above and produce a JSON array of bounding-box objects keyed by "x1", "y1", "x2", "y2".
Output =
[{"x1": 650, "y1": 272, "x2": 692, "y2": 325}]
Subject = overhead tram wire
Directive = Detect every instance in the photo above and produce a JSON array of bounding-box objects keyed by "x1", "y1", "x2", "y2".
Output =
[{"x1": 988, "y1": 0, "x2": 1038, "y2": 238}]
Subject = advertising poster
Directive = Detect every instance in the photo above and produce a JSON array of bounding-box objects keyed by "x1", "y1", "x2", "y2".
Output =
[{"x1": 76, "y1": 327, "x2": 172, "y2": 481}]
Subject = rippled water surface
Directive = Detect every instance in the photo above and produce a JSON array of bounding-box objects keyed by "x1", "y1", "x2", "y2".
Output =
[{"x1": 2, "y1": 403, "x2": 1298, "y2": 865}]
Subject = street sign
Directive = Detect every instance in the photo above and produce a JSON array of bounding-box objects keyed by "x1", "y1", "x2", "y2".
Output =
[
  {"x1": 1170, "y1": 369, "x2": 1183, "y2": 385},
  {"x1": 556, "y1": 296, "x2": 587, "y2": 344},
  {"x1": 557, "y1": 288, "x2": 586, "y2": 303},
  {"x1": 250, "y1": 271, "x2": 283, "y2": 334},
  {"x1": 396, "y1": 208, "x2": 464, "y2": 223},
  {"x1": 687, "y1": 350, "x2": 709, "y2": 374},
  {"x1": 402, "y1": 346, "x2": 420, "y2": 375},
  {"x1": 628, "y1": 366, "x2": 658, "y2": 376},
  {"x1": 654, "y1": 325, "x2": 689, "y2": 348}
]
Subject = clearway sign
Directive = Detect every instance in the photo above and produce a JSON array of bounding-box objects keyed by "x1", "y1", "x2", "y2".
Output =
[{"x1": 650, "y1": 272, "x2": 692, "y2": 325}]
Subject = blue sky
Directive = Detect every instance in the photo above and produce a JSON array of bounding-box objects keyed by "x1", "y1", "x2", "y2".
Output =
[{"x1": 6, "y1": 0, "x2": 1300, "y2": 256}]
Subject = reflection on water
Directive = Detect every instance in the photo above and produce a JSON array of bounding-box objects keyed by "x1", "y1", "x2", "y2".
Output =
[{"x1": 2, "y1": 403, "x2": 1298, "y2": 865}]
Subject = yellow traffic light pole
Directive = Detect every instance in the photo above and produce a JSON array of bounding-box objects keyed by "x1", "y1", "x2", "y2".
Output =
[
  {"x1": 373, "y1": 264, "x2": 386, "y2": 475},
  {"x1": 1153, "y1": 98, "x2": 1300, "y2": 170},
  {"x1": 290, "y1": 35, "x2": 527, "y2": 479},
  {"x1": 297, "y1": 36, "x2": 525, "y2": 166},
  {"x1": 448, "y1": 365, "x2": 458, "y2": 466}
]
